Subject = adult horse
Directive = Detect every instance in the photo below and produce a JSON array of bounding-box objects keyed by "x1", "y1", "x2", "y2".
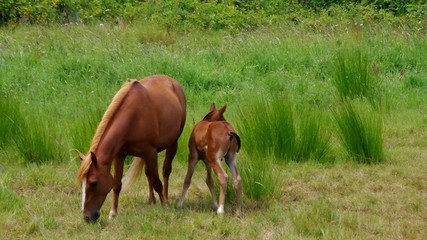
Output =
[{"x1": 77, "y1": 75, "x2": 186, "y2": 222}]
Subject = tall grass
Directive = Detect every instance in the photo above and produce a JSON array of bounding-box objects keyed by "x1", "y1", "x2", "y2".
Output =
[
  {"x1": 294, "y1": 111, "x2": 331, "y2": 163},
  {"x1": 240, "y1": 152, "x2": 279, "y2": 201},
  {"x1": 334, "y1": 100, "x2": 384, "y2": 164},
  {"x1": 14, "y1": 115, "x2": 59, "y2": 164},
  {"x1": 235, "y1": 94, "x2": 295, "y2": 161},
  {"x1": 333, "y1": 47, "x2": 382, "y2": 108},
  {"x1": 70, "y1": 106, "x2": 104, "y2": 153},
  {"x1": 0, "y1": 96, "x2": 23, "y2": 147},
  {"x1": 235, "y1": 95, "x2": 330, "y2": 163},
  {"x1": 0, "y1": 96, "x2": 59, "y2": 164}
]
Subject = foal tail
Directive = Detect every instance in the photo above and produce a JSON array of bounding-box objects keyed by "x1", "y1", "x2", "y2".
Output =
[
  {"x1": 122, "y1": 157, "x2": 145, "y2": 192},
  {"x1": 229, "y1": 132, "x2": 241, "y2": 153}
]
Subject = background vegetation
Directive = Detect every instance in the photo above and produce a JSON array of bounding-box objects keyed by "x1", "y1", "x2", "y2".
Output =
[{"x1": 0, "y1": 1, "x2": 426, "y2": 239}]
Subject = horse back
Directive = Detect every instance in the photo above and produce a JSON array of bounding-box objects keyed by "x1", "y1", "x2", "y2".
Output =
[
  {"x1": 191, "y1": 120, "x2": 239, "y2": 158},
  {"x1": 119, "y1": 75, "x2": 186, "y2": 152}
]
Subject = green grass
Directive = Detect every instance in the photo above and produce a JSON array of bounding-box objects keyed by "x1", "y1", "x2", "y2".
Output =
[
  {"x1": 240, "y1": 152, "x2": 279, "y2": 201},
  {"x1": 0, "y1": 96, "x2": 23, "y2": 147},
  {"x1": 333, "y1": 46, "x2": 383, "y2": 108},
  {"x1": 234, "y1": 95, "x2": 331, "y2": 163},
  {"x1": 0, "y1": 16, "x2": 426, "y2": 239},
  {"x1": 334, "y1": 100, "x2": 384, "y2": 164}
]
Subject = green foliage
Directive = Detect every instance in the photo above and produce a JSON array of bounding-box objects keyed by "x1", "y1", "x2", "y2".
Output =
[
  {"x1": 334, "y1": 100, "x2": 384, "y2": 164},
  {"x1": 2, "y1": 0, "x2": 425, "y2": 31}
]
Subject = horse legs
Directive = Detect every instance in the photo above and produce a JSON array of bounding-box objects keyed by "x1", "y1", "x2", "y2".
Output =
[
  {"x1": 208, "y1": 154, "x2": 228, "y2": 215},
  {"x1": 204, "y1": 162, "x2": 218, "y2": 210},
  {"x1": 109, "y1": 154, "x2": 126, "y2": 220},
  {"x1": 177, "y1": 148, "x2": 198, "y2": 208},
  {"x1": 144, "y1": 159, "x2": 156, "y2": 204},
  {"x1": 163, "y1": 141, "x2": 178, "y2": 201},
  {"x1": 145, "y1": 149, "x2": 164, "y2": 203},
  {"x1": 225, "y1": 153, "x2": 242, "y2": 217}
]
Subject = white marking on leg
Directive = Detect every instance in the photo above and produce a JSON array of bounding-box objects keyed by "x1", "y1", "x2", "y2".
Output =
[
  {"x1": 217, "y1": 205, "x2": 224, "y2": 214},
  {"x1": 81, "y1": 178, "x2": 86, "y2": 211}
]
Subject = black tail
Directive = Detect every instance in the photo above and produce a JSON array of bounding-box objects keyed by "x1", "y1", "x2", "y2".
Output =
[{"x1": 228, "y1": 132, "x2": 241, "y2": 153}]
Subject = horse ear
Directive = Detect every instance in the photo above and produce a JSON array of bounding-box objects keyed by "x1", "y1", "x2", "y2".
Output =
[
  {"x1": 77, "y1": 151, "x2": 86, "y2": 161},
  {"x1": 90, "y1": 152, "x2": 98, "y2": 167},
  {"x1": 219, "y1": 104, "x2": 227, "y2": 114},
  {"x1": 210, "y1": 103, "x2": 216, "y2": 112}
]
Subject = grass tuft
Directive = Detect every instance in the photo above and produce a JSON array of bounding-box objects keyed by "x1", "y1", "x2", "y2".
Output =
[
  {"x1": 235, "y1": 94, "x2": 296, "y2": 161},
  {"x1": 295, "y1": 111, "x2": 331, "y2": 163},
  {"x1": 334, "y1": 100, "x2": 384, "y2": 164},
  {"x1": 333, "y1": 47, "x2": 382, "y2": 108},
  {"x1": 70, "y1": 106, "x2": 104, "y2": 153},
  {"x1": 14, "y1": 116, "x2": 59, "y2": 164},
  {"x1": 235, "y1": 95, "x2": 330, "y2": 163},
  {"x1": 240, "y1": 152, "x2": 279, "y2": 201},
  {"x1": 0, "y1": 96, "x2": 24, "y2": 148}
]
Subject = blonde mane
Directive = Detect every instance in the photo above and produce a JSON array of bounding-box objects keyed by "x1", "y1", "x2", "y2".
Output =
[{"x1": 77, "y1": 80, "x2": 137, "y2": 182}]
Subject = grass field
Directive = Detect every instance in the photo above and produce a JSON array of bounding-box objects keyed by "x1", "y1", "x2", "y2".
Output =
[{"x1": 0, "y1": 18, "x2": 426, "y2": 239}]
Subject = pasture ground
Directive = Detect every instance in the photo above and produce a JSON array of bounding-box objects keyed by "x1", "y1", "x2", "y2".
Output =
[{"x1": 0, "y1": 19, "x2": 426, "y2": 239}]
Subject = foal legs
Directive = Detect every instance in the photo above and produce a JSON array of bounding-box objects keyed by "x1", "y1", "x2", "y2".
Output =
[
  {"x1": 209, "y1": 154, "x2": 228, "y2": 215},
  {"x1": 177, "y1": 149, "x2": 198, "y2": 208},
  {"x1": 225, "y1": 153, "x2": 242, "y2": 217},
  {"x1": 204, "y1": 162, "x2": 218, "y2": 210}
]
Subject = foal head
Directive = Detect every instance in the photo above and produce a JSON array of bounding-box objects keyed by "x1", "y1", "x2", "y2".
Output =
[
  {"x1": 203, "y1": 103, "x2": 227, "y2": 122},
  {"x1": 78, "y1": 152, "x2": 113, "y2": 222}
]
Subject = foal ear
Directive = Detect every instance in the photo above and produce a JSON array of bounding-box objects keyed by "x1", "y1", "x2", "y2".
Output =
[
  {"x1": 219, "y1": 104, "x2": 227, "y2": 114},
  {"x1": 77, "y1": 151, "x2": 86, "y2": 161},
  {"x1": 210, "y1": 103, "x2": 216, "y2": 112},
  {"x1": 90, "y1": 152, "x2": 98, "y2": 167}
]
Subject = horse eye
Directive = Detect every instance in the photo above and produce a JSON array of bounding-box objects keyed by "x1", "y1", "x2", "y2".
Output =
[{"x1": 90, "y1": 182, "x2": 98, "y2": 188}]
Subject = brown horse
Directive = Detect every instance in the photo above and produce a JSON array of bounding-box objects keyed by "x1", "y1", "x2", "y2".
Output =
[
  {"x1": 178, "y1": 104, "x2": 242, "y2": 216},
  {"x1": 77, "y1": 75, "x2": 186, "y2": 222}
]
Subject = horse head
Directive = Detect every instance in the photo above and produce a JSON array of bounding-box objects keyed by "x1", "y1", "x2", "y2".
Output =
[
  {"x1": 203, "y1": 103, "x2": 227, "y2": 122},
  {"x1": 78, "y1": 151, "x2": 113, "y2": 222}
]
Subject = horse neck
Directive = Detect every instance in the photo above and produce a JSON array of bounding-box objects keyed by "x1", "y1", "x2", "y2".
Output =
[{"x1": 92, "y1": 112, "x2": 131, "y2": 168}]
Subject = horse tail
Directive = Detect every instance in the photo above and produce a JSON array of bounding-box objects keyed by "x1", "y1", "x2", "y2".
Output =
[
  {"x1": 229, "y1": 132, "x2": 241, "y2": 153},
  {"x1": 122, "y1": 157, "x2": 145, "y2": 192}
]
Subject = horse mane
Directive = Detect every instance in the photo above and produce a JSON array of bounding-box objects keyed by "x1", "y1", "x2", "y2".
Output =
[{"x1": 77, "y1": 80, "x2": 137, "y2": 182}]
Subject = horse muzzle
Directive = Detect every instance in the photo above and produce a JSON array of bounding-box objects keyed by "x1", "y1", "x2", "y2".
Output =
[{"x1": 84, "y1": 209, "x2": 100, "y2": 222}]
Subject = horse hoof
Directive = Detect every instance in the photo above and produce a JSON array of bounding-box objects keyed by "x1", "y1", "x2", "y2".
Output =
[{"x1": 108, "y1": 211, "x2": 117, "y2": 220}]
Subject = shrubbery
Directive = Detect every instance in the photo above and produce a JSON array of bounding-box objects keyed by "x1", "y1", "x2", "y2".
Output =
[{"x1": 1, "y1": 0, "x2": 426, "y2": 31}]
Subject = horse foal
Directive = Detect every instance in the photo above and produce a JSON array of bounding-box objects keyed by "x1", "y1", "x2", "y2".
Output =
[{"x1": 178, "y1": 104, "x2": 242, "y2": 216}]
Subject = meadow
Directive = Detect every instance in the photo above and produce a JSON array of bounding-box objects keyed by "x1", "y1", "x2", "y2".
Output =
[{"x1": 0, "y1": 16, "x2": 426, "y2": 239}]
